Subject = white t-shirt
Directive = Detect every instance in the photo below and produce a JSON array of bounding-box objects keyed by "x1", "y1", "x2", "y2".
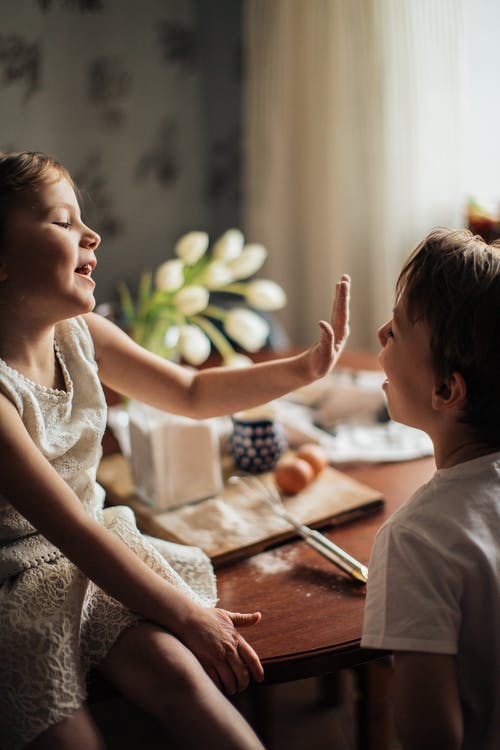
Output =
[{"x1": 361, "y1": 451, "x2": 500, "y2": 750}]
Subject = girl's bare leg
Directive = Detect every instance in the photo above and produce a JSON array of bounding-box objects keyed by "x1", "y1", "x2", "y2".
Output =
[
  {"x1": 25, "y1": 707, "x2": 106, "y2": 750},
  {"x1": 98, "y1": 622, "x2": 265, "y2": 750}
]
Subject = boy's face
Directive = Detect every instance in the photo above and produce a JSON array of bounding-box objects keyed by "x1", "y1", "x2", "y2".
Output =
[{"x1": 377, "y1": 298, "x2": 436, "y2": 432}]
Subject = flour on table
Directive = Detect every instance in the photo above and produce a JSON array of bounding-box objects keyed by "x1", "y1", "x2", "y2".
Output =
[
  {"x1": 155, "y1": 482, "x2": 289, "y2": 557},
  {"x1": 153, "y1": 467, "x2": 382, "y2": 560},
  {"x1": 248, "y1": 547, "x2": 296, "y2": 575}
]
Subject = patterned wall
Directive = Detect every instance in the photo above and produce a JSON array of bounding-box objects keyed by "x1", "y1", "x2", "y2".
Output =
[{"x1": 0, "y1": 0, "x2": 242, "y2": 307}]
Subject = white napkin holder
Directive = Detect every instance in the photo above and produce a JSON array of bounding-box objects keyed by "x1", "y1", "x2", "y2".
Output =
[{"x1": 127, "y1": 401, "x2": 223, "y2": 510}]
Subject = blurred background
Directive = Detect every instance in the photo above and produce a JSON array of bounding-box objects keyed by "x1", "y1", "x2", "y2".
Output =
[{"x1": 0, "y1": 0, "x2": 498, "y2": 350}]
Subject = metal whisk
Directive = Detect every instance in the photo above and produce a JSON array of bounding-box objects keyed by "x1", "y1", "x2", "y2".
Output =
[{"x1": 228, "y1": 474, "x2": 368, "y2": 584}]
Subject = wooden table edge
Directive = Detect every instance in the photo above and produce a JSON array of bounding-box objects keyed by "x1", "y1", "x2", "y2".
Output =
[{"x1": 260, "y1": 643, "x2": 391, "y2": 684}]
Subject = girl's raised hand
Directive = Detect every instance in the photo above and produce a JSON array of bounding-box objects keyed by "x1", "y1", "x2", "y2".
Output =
[
  {"x1": 304, "y1": 274, "x2": 350, "y2": 380},
  {"x1": 180, "y1": 607, "x2": 264, "y2": 695}
]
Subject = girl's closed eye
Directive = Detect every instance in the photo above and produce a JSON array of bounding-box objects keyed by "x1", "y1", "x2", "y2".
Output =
[{"x1": 54, "y1": 220, "x2": 72, "y2": 229}]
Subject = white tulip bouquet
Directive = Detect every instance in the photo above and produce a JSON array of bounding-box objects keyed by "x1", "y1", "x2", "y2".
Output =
[{"x1": 118, "y1": 229, "x2": 287, "y2": 367}]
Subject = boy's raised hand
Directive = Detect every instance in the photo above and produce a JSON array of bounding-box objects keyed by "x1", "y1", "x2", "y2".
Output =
[{"x1": 305, "y1": 274, "x2": 350, "y2": 380}]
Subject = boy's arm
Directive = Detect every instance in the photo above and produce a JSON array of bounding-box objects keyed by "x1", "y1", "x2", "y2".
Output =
[
  {"x1": 393, "y1": 652, "x2": 463, "y2": 750},
  {"x1": 84, "y1": 275, "x2": 350, "y2": 419}
]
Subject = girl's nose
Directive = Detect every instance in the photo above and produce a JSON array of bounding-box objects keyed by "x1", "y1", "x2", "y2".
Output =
[{"x1": 83, "y1": 226, "x2": 101, "y2": 251}]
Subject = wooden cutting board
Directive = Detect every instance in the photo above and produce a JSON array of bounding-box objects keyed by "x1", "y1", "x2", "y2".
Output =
[{"x1": 97, "y1": 454, "x2": 384, "y2": 567}]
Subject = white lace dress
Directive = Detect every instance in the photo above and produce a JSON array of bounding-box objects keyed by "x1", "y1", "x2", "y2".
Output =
[{"x1": 0, "y1": 316, "x2": 217, "y2": 750}]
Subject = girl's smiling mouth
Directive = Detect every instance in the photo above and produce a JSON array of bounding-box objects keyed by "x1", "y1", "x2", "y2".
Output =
[
  {"x1": 75, "y1": 256, "x2": 97, "y2": 281},
  {"x1": 75, "y1": 263, "x2": 93, "y2": 275},
  {"x1": 74, "y1": 262, "x2": 96, "y2": 287}
]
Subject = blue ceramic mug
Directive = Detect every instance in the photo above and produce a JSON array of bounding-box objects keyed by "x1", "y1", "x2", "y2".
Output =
[{"x1": 230, "y1": 407, "x2": 288, "y2": 473}]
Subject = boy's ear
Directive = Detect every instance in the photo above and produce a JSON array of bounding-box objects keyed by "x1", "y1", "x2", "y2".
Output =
[{"x1": 432, "y1": 372, "x2": 467, "y2": 411}]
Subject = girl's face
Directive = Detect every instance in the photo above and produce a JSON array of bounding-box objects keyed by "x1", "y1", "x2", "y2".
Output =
[
  {"x1": 377, "y1": 299, "x2": 436, "y2": 432},
  {"x1": 0, "y1": 172, "x2": 100, "y2": 320}
]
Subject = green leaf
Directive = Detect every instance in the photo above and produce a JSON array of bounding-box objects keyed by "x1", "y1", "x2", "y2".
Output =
[
  {"x1": 137, "y1": 271, "x2": 153, "y2": 315},
  {"x1": 117, "y1": 281, "x2": 136, "y2": 324}
]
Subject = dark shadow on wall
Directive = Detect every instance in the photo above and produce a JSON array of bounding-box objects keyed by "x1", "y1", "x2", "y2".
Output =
[{"x1": 0, "y1": 0, "x2": 243, "y2": 308}]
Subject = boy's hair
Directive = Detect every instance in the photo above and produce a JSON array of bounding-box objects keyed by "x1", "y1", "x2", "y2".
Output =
[
  {"x1": 396, "y1": 228, "x2": 500, "y2": 446},
  {"x1": 0, "y1": 151, "x2": 75, "y2": 247}
]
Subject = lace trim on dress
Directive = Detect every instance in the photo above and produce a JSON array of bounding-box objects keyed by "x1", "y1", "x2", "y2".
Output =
[
  {"x1": 102, "y1": 505, "x2": 217, "y2": 606},
  {"x1": 53, "y1": 338, "x2": 73, "y2": 395},
  {"x1": 0, "y1": 341, "x2": 72, "y2": 400},
  {"x1": 0, "y1": 533, "x2": 64, "y2": 580}
]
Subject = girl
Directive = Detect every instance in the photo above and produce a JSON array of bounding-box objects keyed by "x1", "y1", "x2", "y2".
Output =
[{"x1": 0, "y1": 151, "x2": 350, "y2": 750}]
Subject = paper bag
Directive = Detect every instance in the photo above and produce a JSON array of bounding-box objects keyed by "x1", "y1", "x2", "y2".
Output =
[{"x1": 128, "y1": 401, "x2": 223, "y2": 510}]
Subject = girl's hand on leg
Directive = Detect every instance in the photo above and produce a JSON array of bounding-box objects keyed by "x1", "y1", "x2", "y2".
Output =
[{"x1": 181, "y1": 607, "x2": 264, "y2": 695}]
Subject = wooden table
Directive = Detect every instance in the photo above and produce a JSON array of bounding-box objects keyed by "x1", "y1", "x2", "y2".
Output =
[
  {"x1": 205, "y1": 349, "x2": 436, "y2": 683},
  {"x1": 216, "y1": 456, "x2": 435, "y2": 684}
]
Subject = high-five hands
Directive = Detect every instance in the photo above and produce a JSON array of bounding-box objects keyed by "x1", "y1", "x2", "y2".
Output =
[{"x1": 306, "y1": 274, "x2": 351, "y2": 380}]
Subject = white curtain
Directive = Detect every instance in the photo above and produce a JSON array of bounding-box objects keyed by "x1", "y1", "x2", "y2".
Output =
[{"x1": 243, "y1": 0, "x2": 465, "y2": 349}]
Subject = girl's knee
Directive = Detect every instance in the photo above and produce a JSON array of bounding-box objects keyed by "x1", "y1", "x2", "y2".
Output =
[
  {"x1": 100, "y1": 623, "x2": 207, "y2": 709},
  {"x1": 147, "y1": 630, "x2": 208, "y2": 703}
]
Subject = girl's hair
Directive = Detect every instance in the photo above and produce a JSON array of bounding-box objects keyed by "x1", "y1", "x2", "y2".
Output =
[
  {"x1": 396, "y1": 228, "x2": 500, "y2": 446},
  {"x1": 0, "y1": 151, "x2": 75, "y2": 245}
]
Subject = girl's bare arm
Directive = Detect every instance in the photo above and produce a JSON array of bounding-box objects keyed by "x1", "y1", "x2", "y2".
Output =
[
  {"x1": 0, "y1": 394, "x2": 262, "y2": 692},
  {"x1": 85, "y1": 275, "x2": 350, "y2": 419}
]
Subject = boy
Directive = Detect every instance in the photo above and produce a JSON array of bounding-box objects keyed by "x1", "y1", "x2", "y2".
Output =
[{"x1": 361, "y1": 228, "x2": 500, "y2": 750}]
